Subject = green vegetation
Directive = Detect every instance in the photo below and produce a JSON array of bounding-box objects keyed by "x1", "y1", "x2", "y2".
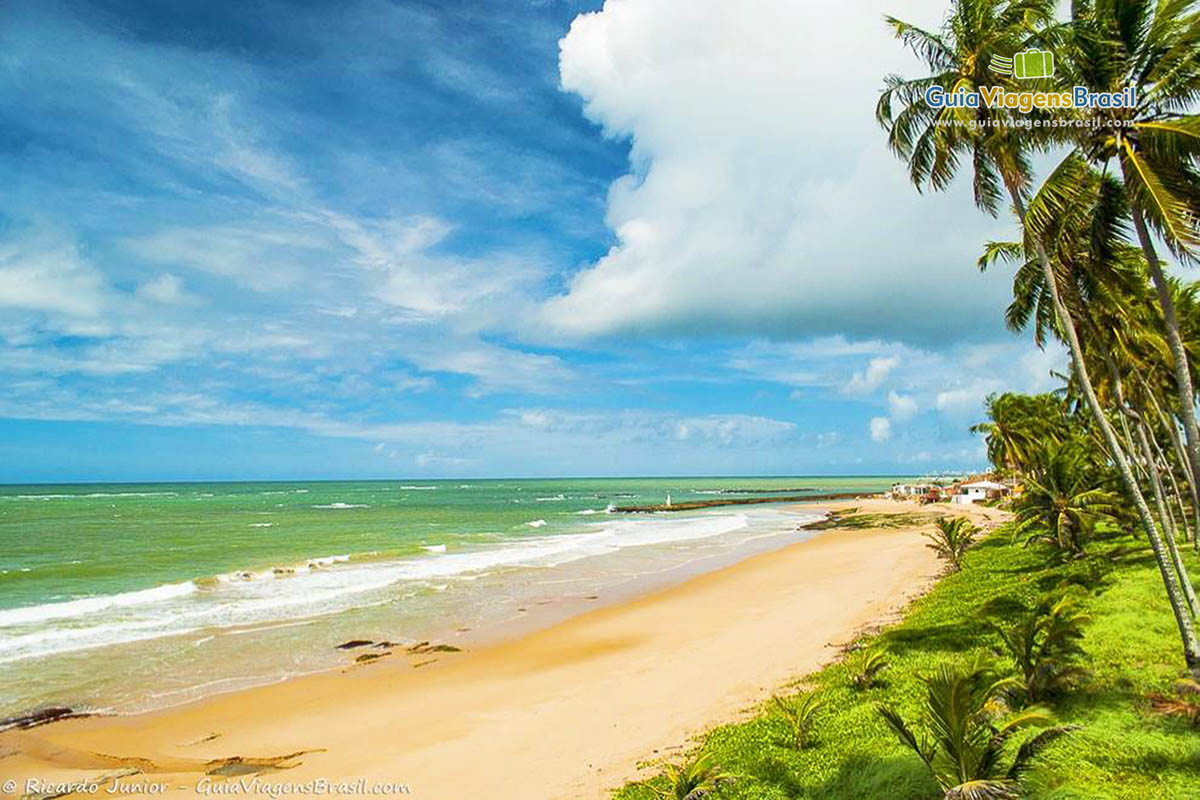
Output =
[
  {"x1": 989, "y1": 594, "x2": 1090, "y2": 706},
  {"x1": 770, "y1": 693, "x2": 825, "y2": 751},
  {"x1": 807, "y1": 511, "x2": 943, "y2": 531},
  {"x1": 849, "y1": 648, "x2": 891, "y2": 691},
  {"x1": 924, "y1": 516, "x2": 979, "y2": 572},
  {"x1": 651, "y1": 752, "x2": 734, "y2": 800},
  {"x1": 878, "y1": 657, "x2": 1073, "y2": 799},
  {"x1": 1011, "y1": 448, "x2": 1120, "y2": 556},
  {"x1": 615, "y1": 529, "x2": 1200, "y2": 799}
]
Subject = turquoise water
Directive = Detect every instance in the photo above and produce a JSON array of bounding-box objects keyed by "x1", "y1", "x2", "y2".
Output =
[{"x1": 0, "y1": 477, "x2": 899, "y2": 717}]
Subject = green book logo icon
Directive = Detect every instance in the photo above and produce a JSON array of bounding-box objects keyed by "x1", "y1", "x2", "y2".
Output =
[{"x1": 990, "y1": 49, "x2": 1054, "y2": 79}]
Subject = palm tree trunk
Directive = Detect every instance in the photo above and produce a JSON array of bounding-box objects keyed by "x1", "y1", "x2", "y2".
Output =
[
  {"x1": 1008, "y1": 184, "x2": 1200, "y2": 671},
  {"x1": 1130, "y1": 207, "x2": 1200, "y2": 508},
  {"x1": 1145, "y1": 407, "x2": 1196, "y2": 544},
  {"x1": 1135, "y1": 416, "x2": 1200, "y2": 618},
  {"x1": 1102, "y1": 351, "x2": 1144, "y2": 483},
  {"x1": 1160, "y1": 439, "x2": 1195, "y2": 544},
  {"x1": 1143, "y1": 377, "x2": 1200, "y2": 549}
]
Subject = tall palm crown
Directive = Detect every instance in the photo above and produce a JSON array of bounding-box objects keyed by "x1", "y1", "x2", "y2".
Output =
[
  {"x1": 980, "y1": 162, "x2": 1146, "y2": 346},
  {"x1": 877, "y1": 0, "x2": 1056, "y2": 211},
  {"x1": 1065, "y1": 0, "x2": 1200, "y2": 258},
  {"x1": 971, "y1": 392, "x2": 1071, "y2": 476}
]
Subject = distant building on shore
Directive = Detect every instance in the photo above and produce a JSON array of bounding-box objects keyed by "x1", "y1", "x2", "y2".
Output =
[
  {"x1": 890, "y1": 482, "x2": 938, "y2": 498},
  {"x1": 949, "y1": 480, "x2": 1009, "y2": 505}
]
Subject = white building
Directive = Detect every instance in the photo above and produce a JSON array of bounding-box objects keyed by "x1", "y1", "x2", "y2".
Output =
[
  {"x1": 890, "y1": 483, "x2": 940, "y2": 500},
  {"x1": 951, "y1": 480, "x2": 1008, "y2": 505}
]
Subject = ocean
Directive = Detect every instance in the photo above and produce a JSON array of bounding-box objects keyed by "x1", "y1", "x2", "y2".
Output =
[{"x1": 0, "y1": 477, "x2": 900, "y2": 718}]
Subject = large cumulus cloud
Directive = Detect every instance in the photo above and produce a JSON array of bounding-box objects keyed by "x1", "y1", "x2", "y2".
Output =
[{"x1": 542, "y1": 0, "x2": 1017, "y2": 346}]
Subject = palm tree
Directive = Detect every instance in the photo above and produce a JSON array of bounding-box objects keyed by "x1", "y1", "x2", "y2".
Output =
[
  {"x1": 971, "y1": 393, "x2": 1070, "y2": 481},
  {"x1": 652, "y1": 752, "x2": 733, "y2": 800},
  {"x1": 984, "y1": 169, "x2": 1200, "y2": 596},
  {"x1": 850, "y1": 648, "x2": 892, "y2": 690},
  {"x1": 771, "y1": 692, "x2": 825, "y2": 750},
  {"x1": 992, "y1": 594, "x2": 1091, "y2": 705},
  {"x1": 1064, "y1": 0, "x2": 1200, "y2": 503},
  {"x1": 879, "y1": 658, "x2": 1074, "y2": 799},
  {"x1": 924, "y1": 516, "x2": 979, "y2": 571},
  {"x1": 1013, "y1": 445, "x2": 1119, "y2": 554},
  {"x1": 880, "y1": 0, "x2": 1200, "y2": 671}
]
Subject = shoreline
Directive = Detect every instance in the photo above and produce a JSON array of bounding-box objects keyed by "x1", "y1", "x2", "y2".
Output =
[
  {"x1": 0, "y1": 499, "x2": 1006, "y2": 799},
  {"x1": 1, "y1": 505, "x2": 828, "y2": 723}
]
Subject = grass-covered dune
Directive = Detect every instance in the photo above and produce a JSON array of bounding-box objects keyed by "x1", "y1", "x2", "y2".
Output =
[{"x1": 615, "y1": 523, "x2": 1200, "y2": 799}]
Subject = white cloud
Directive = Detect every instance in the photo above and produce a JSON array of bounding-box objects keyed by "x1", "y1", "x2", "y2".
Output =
[
  {"x1": 936, "y1": 380, "x2": 1005, "y2": 418},
  {"x1": 405, "y1": 339, "x2": 573, "y2": 396},
  {"x1": 124, "y1": 223, "x2": 329, "y2": 292},
  {"x1": 541, "y1": 0, "x2": 1013, "y2": 345},
  {"x1": 321, "y1": 212, "x2": 541, "y2": 325},
  {"x1": 847, "y1": 355, "x2": 900, "y2": 394},
  {"x1": 0, "y1": 235, "x2": 107, "y2": 316},
  {"x1": 869, "y1": 416, "x2": 892, "y2": 443},
  {"x1": 137, "y1": 273, "x2": 197, "y2": 305},
  {"x1": 888, "y1": 390, "x2": 918, "y2": 422},
  {"x1": 414, "y1": 452, "x2": 475, "y2": 468}
]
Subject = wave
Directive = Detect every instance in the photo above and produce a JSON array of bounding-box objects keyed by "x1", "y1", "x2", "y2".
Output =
[
  {"x1": 311, "y1": 503, "x2": 368, "y2": 509},
  {"x1": 526, "y1": 519, "x2": 548, "y2": 528},
  {"x1": 577, "y1": 504, "x2": 618, "y2": 515},
  {"x1": 215, "y1": 554, "x2": 354, "y2": 582},
  {"x1": 399, "y1": 485, "x2": 437, "y2": 491},
  {"x1": 0, "y1": 581, "x2": 198, "y2": 627},
  {"x1": 1, "y1": 491, "x2": 179, "y2": 501},
  {"x1": 0, "y1": 510, "x2": 813, "y2": 666}
]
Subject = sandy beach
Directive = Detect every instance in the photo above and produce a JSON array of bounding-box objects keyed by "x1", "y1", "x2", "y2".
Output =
[{"x1": 0, "y1": 499, "x2": 1008, "y2": 800}]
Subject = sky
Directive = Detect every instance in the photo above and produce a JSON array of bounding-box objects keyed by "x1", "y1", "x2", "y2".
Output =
[{"x1": 0, "y1": 0, "x2": 1066, "y2": 483}]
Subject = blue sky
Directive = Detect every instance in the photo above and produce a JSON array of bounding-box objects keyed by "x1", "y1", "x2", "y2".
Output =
[{"x1": 0, "y1": 0, "x2": 1064, "y2": 482}]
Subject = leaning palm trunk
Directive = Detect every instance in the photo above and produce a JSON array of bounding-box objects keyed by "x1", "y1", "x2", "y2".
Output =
[
  {"x1": 1166, "y1": 448, "x2": 1195, "y2": 546},
  {"x1": 1010, "y1": 184, "x2": 1200, "y2": 671},
  {"x1": 1142, "y1": 376, "x2": 1200, "y2": 549},
  {"x1": 1131, "y1": 207, "x2": 1200, "y2": 509},
  {"x1": 1144, "y1": 405, "x2": 1197, "y2": 544},
  {"x1": 1135, "y1": 416, "x2": 1200, "y2": 618}
]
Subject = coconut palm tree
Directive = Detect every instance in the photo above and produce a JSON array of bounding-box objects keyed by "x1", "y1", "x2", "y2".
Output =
[
  {"x1": 924, "y1": 516, "x2": 980, "y2": 571},
  {"x1": 771, "y1": 692, "x2": 825, "y2": 751},
  {"x1": 1062, "y1": 0, "x2": 1200, "y2": 501},
  {"x1": 1013, "y1": 444, "x2": 1120, "y2": 554},
  {"x1": 982, "y1": 168, "x2": 1200, "y2": 594},
  {"x1": 991, "y1": 594, "x2": 1091, "y2": 705},
  {"x1": 880, "y1": 1, "x2": 1200, "y2": 670},
  {"x1": 652, "y1": 752, "x2": 733, "y2": 800},
  {"x1": 879, "y1": 658, "x2": 1073, "y2": 799},
  {"x1": 971, "y1": 393, "x2": 1070, "y2": 481}
]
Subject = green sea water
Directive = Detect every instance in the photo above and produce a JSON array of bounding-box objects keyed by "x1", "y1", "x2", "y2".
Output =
[{"x1": 0, "y1": 477, "x2": 901, "y2": 718}]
